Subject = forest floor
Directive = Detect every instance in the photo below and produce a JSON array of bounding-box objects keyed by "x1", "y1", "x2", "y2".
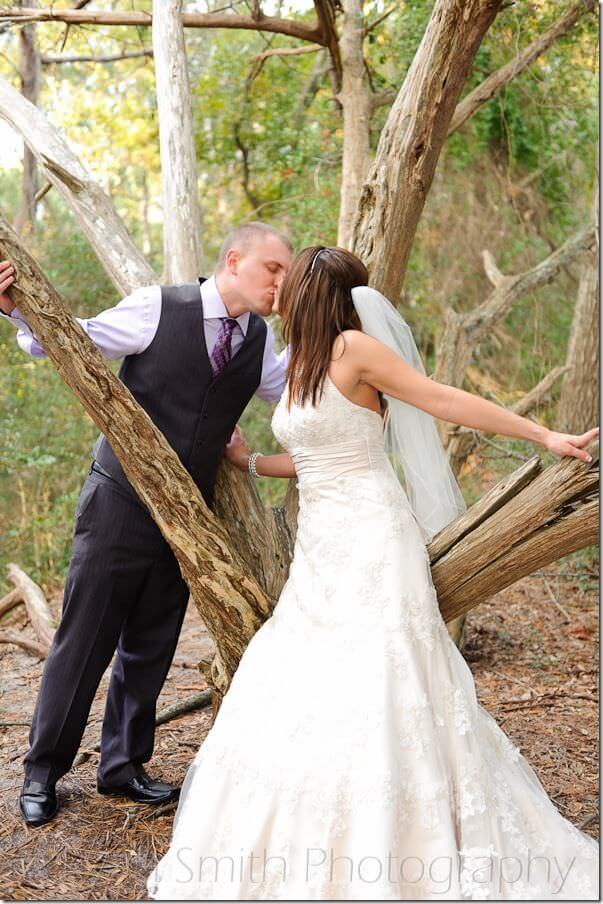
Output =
[{"x1": 0, "y1": 559, "x2": 598, "y2": 900}]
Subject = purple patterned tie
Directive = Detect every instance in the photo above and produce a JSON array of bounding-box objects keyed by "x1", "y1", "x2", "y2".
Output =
[{"x1": 210, "y1": 317, "x2": 238, "y2": 377}]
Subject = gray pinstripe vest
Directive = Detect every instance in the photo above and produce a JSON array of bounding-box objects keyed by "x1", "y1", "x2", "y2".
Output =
[{"x1": 93, "y1": 280, "x2": 267, "y2": 506}]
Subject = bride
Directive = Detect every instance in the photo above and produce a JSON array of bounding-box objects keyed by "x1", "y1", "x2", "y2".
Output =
[{"x1": 147, "y1": 246, "x2": 599, "y2": 900}]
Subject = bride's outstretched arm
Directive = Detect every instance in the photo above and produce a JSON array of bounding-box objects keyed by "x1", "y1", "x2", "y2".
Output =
[
  {"x1": 225, "y1": 426, "x2": 297, "y2": 478},
  {"x1": 342, "y1": 330, "x2": 598, "y2": 463}
]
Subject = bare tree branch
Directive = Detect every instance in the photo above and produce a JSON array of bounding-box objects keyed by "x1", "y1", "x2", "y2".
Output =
[
  {"x1": 364, "y1": 4, "x2": 396, "y2": 35},
  {"x1": 435, "y1": 226, "x2": 597, "y2": 390},
  {"x1": 448, "y1": 0, "x2": 597, "y2": 136},
  {"x1": 313, "y1": 0, "x2": 342, "y2": 89},
  {"x1": 41, "y1": 49, "x2": 153, "y2": 65},
  {"x1": 253, "y1": 44, "x2": 322, "y2": 62},
  {"x1": 0, "y1": 7, "x2": 325, "y2": 45}
]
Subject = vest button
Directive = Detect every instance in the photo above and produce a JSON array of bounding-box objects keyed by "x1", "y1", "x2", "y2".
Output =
[{"x1": 196, "y1": 438, "x2": 205, "y2": 446}]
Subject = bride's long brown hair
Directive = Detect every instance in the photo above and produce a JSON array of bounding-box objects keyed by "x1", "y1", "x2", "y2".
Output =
[{"x1": 278, "y1": 246, "x2": 369, "y2": 408}]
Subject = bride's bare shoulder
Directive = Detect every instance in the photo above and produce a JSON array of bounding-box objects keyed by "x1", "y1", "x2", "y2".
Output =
[{"x1": 332, "y1": 329, "x2": 383, "y2": 361}]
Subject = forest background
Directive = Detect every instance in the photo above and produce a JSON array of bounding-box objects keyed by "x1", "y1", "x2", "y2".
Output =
[{"x1": 0, "y1": 0, "x2": 598, "y2": 600}]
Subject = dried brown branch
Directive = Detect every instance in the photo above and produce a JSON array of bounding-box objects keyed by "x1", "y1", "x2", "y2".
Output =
[
  {"x1": 435, "y1": 227, "x2": 597, "y2": 390},
  {"x1": 7, "y1": 563, "x2": 54, "y2": 651},
  {"x1": 253, "y1": 44, "x2": 322, "y2": 62},
  {"x1": 0, "y1": 588, "x2": 23, "y2": 619},
  {"x1": 0, "y1": 630, "x2": 48, "y2": 658},
  {"x1": 0, "y1": 7, "x2": 325, "y2": 45},
  {"x1": 364, "y1": 4, "x2": 396, "y2": 35},
  {"x1": 313, "y1": 0, "x2": 342, "y2": 87}
]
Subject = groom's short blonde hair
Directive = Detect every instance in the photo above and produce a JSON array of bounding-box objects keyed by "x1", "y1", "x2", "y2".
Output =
[{"x1": 215, "y1": 222, "x2": 292, "y2": 271}]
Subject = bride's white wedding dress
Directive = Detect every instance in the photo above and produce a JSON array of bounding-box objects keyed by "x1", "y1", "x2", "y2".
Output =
[{"x1": 147, "y1": 374, "x2": 598, "y2": 900}]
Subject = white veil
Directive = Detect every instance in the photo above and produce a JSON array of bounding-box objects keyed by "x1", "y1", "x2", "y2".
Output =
[{"x1": 351, "y1": 286, "x2": 467, "y2": 544}]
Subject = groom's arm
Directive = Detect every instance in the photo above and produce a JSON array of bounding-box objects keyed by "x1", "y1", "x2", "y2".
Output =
[
  {"x1": 254, "y1": 322, "x2": 289, "y2": 402},
  {"x1": 0, "y1": 275, "x2": 161, "y2": 360}
]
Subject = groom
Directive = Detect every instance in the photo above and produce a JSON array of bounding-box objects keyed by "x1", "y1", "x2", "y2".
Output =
[{"x1": 0, "y1": 221, "x2": 292, "y2": 826}]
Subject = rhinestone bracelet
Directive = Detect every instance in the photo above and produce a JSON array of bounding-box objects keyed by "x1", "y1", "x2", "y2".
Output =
[{"x1": 248, "y1": 451, "x2": 263, "y2": 478}]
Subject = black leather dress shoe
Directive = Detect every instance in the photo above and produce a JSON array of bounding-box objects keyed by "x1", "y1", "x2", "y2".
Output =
[
  {"x1": 19, "y1": 780, "x2": 59, "y2": 826},
  {"x1": 97, "y1": 768, "x2": 180, "y2": 805}
]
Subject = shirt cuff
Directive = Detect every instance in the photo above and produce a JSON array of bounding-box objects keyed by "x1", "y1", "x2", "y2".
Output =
[{"x1": 4, "y1": 307, "x2": 33, "y2": 335}]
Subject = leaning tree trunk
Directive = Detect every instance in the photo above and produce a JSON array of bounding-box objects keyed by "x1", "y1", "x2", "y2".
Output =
[
  {"x1": 152, "y1": 0, "x2": 203, "y2": 281},
  {"x1": 558, "y1": 182, "x2": 599, "y2": 434},
  {"x1": 351, "y1": 0, "x2": 503, "y2": 299},
  {"x1": 0, "y1": 217, "x2": 270, "y2": 697},
  {"x1": 336, "y1": 0, "x2": 371, "y2": 249},
  {"x1": 13, "y1": 0, "x2": 41, "y2": 239},
  {"x1": 0, "y1": 75, "x2": 156, "y2": 295}
]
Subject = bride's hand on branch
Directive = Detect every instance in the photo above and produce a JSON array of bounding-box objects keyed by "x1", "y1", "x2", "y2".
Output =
[
  {"x1": 543, "y1": 426, "x2": 599, "y2": 462},
  {"x1": 0, "y1": 260, "x2": 16, "y2": 315},
  {"x1": 225, "y1": 425, "x2": 251, "y2": 470}
]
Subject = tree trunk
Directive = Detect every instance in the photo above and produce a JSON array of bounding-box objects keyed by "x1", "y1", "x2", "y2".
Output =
[
  {"x1": 351, "y1": 0, "x2": 503, "y2": 299},
  {"x1": 0, "y1": 75, "x2": 155, "y2": 296},
  {"x1": 336, "y1": 0, "x2": 371, "y2": 249},
  {"x1": 558, "y1": 183, "x2": 599, "y2": 433},
  {"x1": 13, "y1": 0, "x2": 40, "y2": 239},
  {"x1": 152, "y1": 0, "x2": 203, "y2": 282}
]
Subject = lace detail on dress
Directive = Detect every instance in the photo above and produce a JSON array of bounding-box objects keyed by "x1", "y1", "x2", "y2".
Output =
[{"x1": 148, "y1": 372, "x2": 599, "y2": 901}]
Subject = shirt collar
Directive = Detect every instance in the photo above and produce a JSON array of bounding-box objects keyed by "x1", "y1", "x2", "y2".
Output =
[{"x1": 200, "y1": 275, "x2": 250, "y2": 336}]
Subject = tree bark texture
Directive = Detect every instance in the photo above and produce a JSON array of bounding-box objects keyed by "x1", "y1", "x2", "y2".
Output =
[
  {"x1": 558, "y1": 183, "x2": 600, "y2": 433},
  {"x1": 351, "y1": 0, "x2": 504, "y2": 300},
  {"x1": 431, "y1": 444, "x2": 599, "y2": 621},
  {"x1": 13, "y1": 0, "x2": 41, "y2": 239},
  {"x1": 152, "y1": 0, "x2": 203, "y2": 282},
  {"x1": 336, "y1": 0, "x2": 371, "y2": 249}
]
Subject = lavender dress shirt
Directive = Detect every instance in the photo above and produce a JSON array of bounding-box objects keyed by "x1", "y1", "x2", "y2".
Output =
[{"x1": 5, "y1": 276, "x2": 289, "y2": 403}]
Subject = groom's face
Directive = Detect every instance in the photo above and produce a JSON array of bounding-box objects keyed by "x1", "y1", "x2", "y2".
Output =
[{"x1": 231, "y1": 235, "x2": 292, "y2": 316}]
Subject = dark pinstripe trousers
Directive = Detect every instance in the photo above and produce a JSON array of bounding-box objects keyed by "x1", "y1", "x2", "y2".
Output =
[{"x1": 24, "y1": 468, "x2": 190, "y2": 787}]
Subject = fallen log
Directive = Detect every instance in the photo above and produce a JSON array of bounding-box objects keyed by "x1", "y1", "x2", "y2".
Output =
[
  {"x1": 0, "y1": 630, "x2": 48, "y2": 659},
  {"x1": 0, "y1": 588, "x2": 22, "y2": 619},
  {"x1": 7, "y1": 563, "x2": 54, "y2": 651}
]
